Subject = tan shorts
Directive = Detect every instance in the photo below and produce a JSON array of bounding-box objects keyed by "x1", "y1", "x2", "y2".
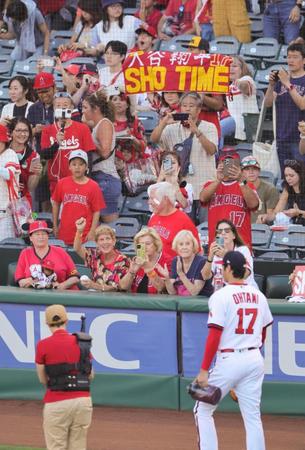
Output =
[{"x1": 43, "y1": 396, "x2": 93, "y2": 450}]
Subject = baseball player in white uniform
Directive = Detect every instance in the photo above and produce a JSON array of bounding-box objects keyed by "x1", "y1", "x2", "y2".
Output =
[{"x1": 194, "y1": 251, "x2": 273, "y2": 450}]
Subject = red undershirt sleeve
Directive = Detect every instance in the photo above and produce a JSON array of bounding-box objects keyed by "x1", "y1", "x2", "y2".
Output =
[{"x1": 201, "y1": 326, "x2": 223, "y2": 371}]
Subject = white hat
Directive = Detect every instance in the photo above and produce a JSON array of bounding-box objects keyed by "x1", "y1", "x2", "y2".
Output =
[{"x1": 69, "y1": 149, "x2": 88, "y2": 164}]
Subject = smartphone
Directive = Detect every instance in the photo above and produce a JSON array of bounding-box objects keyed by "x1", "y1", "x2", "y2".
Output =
[
  {"x1": 172, "y1": 113, "x2": 189, "y2": 122},
  {"x1": 29, "y1": 155, "x2": 40, "y2": 172},
  {"x1": 271, "y1": 70, "x2": 279, "y2": 82},
  {"x1": 136, "y1": 243, "x2": 146, "y2": 259},
  {"x1": 222, "y1": 158, "x2": 239, "y2": 177},
  {"x1": 163, "y1": 157, "x2": 172, "y2": 171},
  {"x1": 216, "y1": 236, "x2": 224, "y2": 247}
]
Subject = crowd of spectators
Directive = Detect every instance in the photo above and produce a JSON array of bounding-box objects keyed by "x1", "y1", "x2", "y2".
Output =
[{"x1": 0, "y1": 0, "x2": 303, "y2": 297}]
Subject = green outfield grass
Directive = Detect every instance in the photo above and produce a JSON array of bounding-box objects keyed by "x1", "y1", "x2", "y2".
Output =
[{"x1": 0, "y1": 446, "x2": 45, "y2": 450}]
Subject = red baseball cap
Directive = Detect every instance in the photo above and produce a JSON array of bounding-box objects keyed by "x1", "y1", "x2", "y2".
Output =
[
  {"x1": 135, "y1": 23, "x2": 157, "y2": 38},
  {"x1": 78, "y1": 63, "x2": 98, "y2": 76},
  {"x1": 41, "y1": 259, "x2": 55, "y2": 271},
  {"x1": 65, "y1": 64, "x2": 80, "y2": 76},
  {"x1": 33, "y1": 72, "x2": 55, "y2": 90},
  {"x1": 0, "y1": 124, "x2": 10, "y2": 142},
  {"x1": 29, "y1": 220, "x2": 52, "y2": 235},
  {"x1": 219, "y1": 147, "x2": 240, "y2": 162}
]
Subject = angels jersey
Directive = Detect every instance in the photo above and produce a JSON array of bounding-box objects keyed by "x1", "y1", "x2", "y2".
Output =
[{"x1": 208, "y1": 283, "x2": 273, "y2": 350}]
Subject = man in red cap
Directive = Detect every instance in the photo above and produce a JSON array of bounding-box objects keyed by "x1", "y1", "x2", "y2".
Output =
[{"x1": 200, "y1": 152, "x2": 259, "y2": 249}]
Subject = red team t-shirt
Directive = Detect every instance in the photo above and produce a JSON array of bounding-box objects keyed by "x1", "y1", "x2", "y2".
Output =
[
  {"x1": 52, "y1": 176, "x2": 106, "y2": 245},
  {"x1": 35, "y1": 329, "x2": 91, "y2": 403},
  {"x1": 148, "y1": 209, "x2": 201, "y2": 261},
  {"x1": 19, "y1": 150, "x2": 40, "y2": 206},
  {"x1": 15, "y1": 246, "x2": 79, "y2": 289},
  {"x1": 41, "y1": 121, "x2": 95, "y2": 193},
  {"x1": 201, "y1": 180, "x2": 258, "y2": 249}
]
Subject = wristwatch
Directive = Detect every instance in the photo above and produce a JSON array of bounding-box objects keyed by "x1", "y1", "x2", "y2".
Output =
[{"x1": 239, "y1": 180, "x2": 247, "y2": 187}]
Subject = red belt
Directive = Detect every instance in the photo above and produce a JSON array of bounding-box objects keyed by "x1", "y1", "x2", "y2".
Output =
[{"x1": 220, "y1": 347, "x2": 257, "y2": 353}]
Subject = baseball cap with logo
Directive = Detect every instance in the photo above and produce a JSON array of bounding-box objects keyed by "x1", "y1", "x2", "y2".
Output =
[
  {"x1": 0, "y1": 124, "x2": 10, "y2": 142},
  {"x1": 182, "y1": 36, "x2": 210, "y2": 52},
  {"x1": 29, "y1": 220, "x2": 52, "y2": 235},
  {"x1": 45, "y1": 304, "x2": 68, "y2": 326},
  {"x1": 33, "y1": 72, "x2": 55, "y2": 90},
  {"x1": 78, "y1": 63, "x2": 98, "y2": 76},
  {"x1": 135, "y1": 23, "x2": 157, "y2": 38},
  {"x1": 41, "y1": 260, "x2": 55, "y2": 271},
  {"x1": 219, "y1": 147, "x2": 240, "y2": 162},
  {"x1": 65, "y1": 64, "x2": 81, "y2": 76},
  {"x1": 241, "y1": 155, "x2": 260, "y2": 170},
  {"x1": 223, "y1": 251, "x2": 247, "y2": 272},
  {"x1": 69, "y1": 149, "x2": 88, "y2": 164}
]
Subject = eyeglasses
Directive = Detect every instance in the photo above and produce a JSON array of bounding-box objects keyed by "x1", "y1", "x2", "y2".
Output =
[
  {"x1": 216, "y1": 227, "x2": 232, "y2": 235},
  {"x1": 54, "y1": 92, "x2": 72, "y2": 100},
  {"x1": 14, "y1": 129, "x2": 29, "y2": 134},
  {"x1": 177, "y1": 4, "x2": 185, "y2": 21}
]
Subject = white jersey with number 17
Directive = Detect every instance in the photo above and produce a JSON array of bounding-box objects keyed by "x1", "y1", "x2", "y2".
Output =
[{"x1": 208, "y1": 283, "x2": 273, "y2": 350}]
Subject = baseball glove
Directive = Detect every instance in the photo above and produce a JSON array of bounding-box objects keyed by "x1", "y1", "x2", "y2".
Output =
[{"x1": 187, "y1": 382, "x2": 222, "y2": 405}]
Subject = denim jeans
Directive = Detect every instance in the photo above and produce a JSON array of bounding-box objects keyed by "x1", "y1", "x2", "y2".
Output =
[
  {"x1": 263, "y1": 2, "x2": 300, "y2": 44},
  {"x1": 219, "y1": 116, "x2": 236, "y2": 149},
  {"x1": 201, "y1": 23, "x2": 214, "y2": 41},
  {"x1": 277, "y1": 141, "x2": 305, "y2": 176}
]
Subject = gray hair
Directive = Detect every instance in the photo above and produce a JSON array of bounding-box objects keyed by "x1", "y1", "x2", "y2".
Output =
[
  {"x1": 148, "y1": 182, "x2": 176, "y2": 205},
  {"x1": 179, "y1": 92, "x2": 202, "y2": 108}
]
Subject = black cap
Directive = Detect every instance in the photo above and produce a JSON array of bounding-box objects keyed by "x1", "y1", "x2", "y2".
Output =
[{"x1": 223, "y1": 251, "x2": 247, "y2": 271}]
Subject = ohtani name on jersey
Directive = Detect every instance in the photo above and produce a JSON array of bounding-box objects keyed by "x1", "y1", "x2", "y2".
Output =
[
  {"x1": 210, "y1": 194, "x2": 245, "y2": 208},
  {"x1": 233, "y1": 291, "x2": 259, "y2": 304}
]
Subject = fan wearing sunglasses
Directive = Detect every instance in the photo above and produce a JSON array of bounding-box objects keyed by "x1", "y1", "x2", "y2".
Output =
[
  {"x1": 201, "y1": 219, "x2": 258, "y2": 290},
  {"x1": 241, "y1": 155, "x2": 279, "y2": 224},
  {"x1": 258, "y1": 159, "x2": 305, "y2": 226},
  {"x1": 157, "y1": 0, "x2": 197, "y2": 40}
]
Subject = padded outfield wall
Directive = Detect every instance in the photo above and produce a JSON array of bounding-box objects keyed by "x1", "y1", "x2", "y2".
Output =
[{"x1": 0, "y1": 287, "x2": 304, "y2": 414}]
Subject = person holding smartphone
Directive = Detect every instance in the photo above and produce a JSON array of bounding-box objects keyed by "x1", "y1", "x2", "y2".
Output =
[
  {"x1": 120, "y1": 228, "x2": 166, "y2": 294},
  {"x1": 201, "y1": 219, "x2": 258, "y2": 290},
  {"x1": 157, "y1": 151, "x2": 193, "y2": 214}
]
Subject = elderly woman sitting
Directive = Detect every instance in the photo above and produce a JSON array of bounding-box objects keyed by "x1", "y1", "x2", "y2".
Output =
[
  {"x1": 120, "y1": 227, "x2": 167, "y2": 294},
  {"x1": 15, "y1": 220, "x2": 79, "y2": 290},
  {"x1": 73, "y1": 218, "x2": 130, "y2": 291},
  {"x1": 157, "y1": 229, "x2": 213, "y2": 297}
]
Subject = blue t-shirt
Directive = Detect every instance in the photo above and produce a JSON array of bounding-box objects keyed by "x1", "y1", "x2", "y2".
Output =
[
  {"x1": 275, "y1": 75, "x2": 305, "y2": 142},
  {"x1": 171, "y1": 254, "x2": 214, "y2": 297}
]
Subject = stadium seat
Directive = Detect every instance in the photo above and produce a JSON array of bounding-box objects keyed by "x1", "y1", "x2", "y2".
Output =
[
  {"x1": 62, "y1": 57, "x2": 97, "y2": 67},
  {"x1": 240, "y1": 38, "x2": 280, "y2": 68},
  {"x1": 137, "y1": 111, "x2": 159, "y2": 135},
  {"x1": 0, "y1": 38, "x2": 16, "y2": 54},
  {"x1": 255, "y1": 251, "x2": 290, "y2": 260},
  {"x1": 49, "y1": 30, "x2": 74, "y2": 56},
  {"x1": 75, "y1": 264, "x2": 91, "y2": 277},
  {"x1": 265, "y1": 274, "x2": 291, "y2": 298},
  {"x1": 48, "y1": 238, "x2": 67, "y2": 248},
  {"x1": 243, "y1": 112, "x2": 259, "y2": 143},
  {"x1": 13, "y1": 56, "x2": 53, "y2": 77},
  {"x1": 234, "y1": 143, "x2": 253, "y2": 159},
  {"x1": 158, "y1": 34, "x2": 197, "y2": 52},
  {"x1": 267, "y1": 44, "x2": 288, "y2": 66},
  {"x1": 0, "y1": 237, "x2": 25, "y2": 246},
  {"x1": 209, "y1": 35, "x2": 240, "y2": 55},
  {"x1": 7, "y1": 262, "x2": 17, "y2": 286},
  {"x1": 254, "y1": 64, "x2": 288, "y2": 90},
  {"x1": 251, "y1": 227, "x2": 271, "y2": 247},
  {"x1": 122, "y1": 191, "x2": 150, "y2": 215},
  {"x1": 109, "y1": 217, "x2": 140, "y2": 240},
  {"x1": 83, "y1": 240, "x2": 97, "y2": 248},
  {"x1": 0, "y1": 57, "x2": 14, "y2": 80},
  {"x1": 0, "y1": 79, "x2": 10, "y2": 106},
  {"x1": 254, "y1": 273, "x2": 265, "y2": 292},
  {"x1": 259, "y1": 170, "x2": 276, "y2": 185},
  {"x1": 249, "y1": 13, "x2": 263, "y2": 39}
]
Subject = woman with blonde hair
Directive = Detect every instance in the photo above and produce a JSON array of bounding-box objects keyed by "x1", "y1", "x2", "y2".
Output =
[
  {"x1": 157, "y1": 229, "x2": 213, "y2": 297},
  {"x1": 120, "y1": 227, "x2": 166, "y2": 294},
  {"x1": 73, "y1": 218, "x2": 130, "y2": 291}
]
